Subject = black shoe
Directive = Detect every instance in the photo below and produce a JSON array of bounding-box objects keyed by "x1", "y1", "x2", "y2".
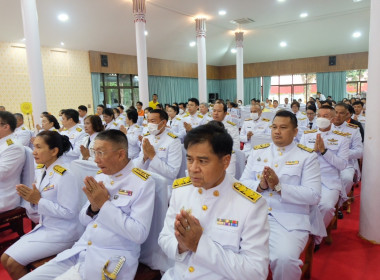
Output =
[
  {"x1": 314, "y1": 244, "x2": 320, "y2": 253},
  {"x1": 337, "y1": 211, "x2": 344, "y2": 219}
]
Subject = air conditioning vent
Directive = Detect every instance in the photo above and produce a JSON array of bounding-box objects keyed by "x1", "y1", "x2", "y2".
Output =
[{"x1": 230, "y1": 18, "x2": 255, "y2": 25}]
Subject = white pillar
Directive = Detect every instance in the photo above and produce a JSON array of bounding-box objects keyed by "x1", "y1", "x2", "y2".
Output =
[
  {"x1": 359, "y1": 0, "x2": 380, "y2": 244},
  {"x1": 133, "y1": 0, "x2": 149, "y2": 108},
  {"x1": 196, "y1": 18, "x2": 207, "y2": 103},
  {"x1": 235, "y1": 32, "x2": 244, "y2": 104},
  {"x1": 20, "y1": 0, "x2": 46, "y2": 125}
]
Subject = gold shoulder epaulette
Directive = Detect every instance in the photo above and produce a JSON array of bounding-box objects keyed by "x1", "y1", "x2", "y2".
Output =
[
  {"x1": 254, "y1": 143, "x2": 270, "y2": 150},
  {"x1": 53, "y1": 129, "x2": 58, "y2": 132},
  {"x1": 167, "y1": 132, "x2": 178, "y2": 138},
  {"x1": 333, "y1": 130, "x2": 348, "y2": 137},
  {"x1": 302, "y1": 112, "x2": 306, "y2": 115},
  {"x1": 298, "y1": 117, "x2": 307, "y2": 121},
  {"x1": 347, "y1": 123, "x2": 358, "y2": 129},
  {"x1": 53, "y1": 165, "x2": 67, "y2": 175},
  {"x1": 172, "y1": 177, "x2": 192, "y2": 189},
  {"x1": 132, "y1": 168, "x2": 150, "y2": 181},
  {"x1": 143, "y1": 132, "x2": 150, "y2": 136},
  {"x1": 135, "y1": 125, "x2": 140, "y2": 128},
  {"x1": 227, "y1": 120, "x2": 236, "y2": 126},
  {"x1": 245, "y1": 118, "x2": 252, "y2": 121},
  {"x1": 197, "y1": 114, "x2": 204, "y2": 119},
  {"x1": 22, "y1": 127, "x2": 26, "y2": 130},
  {"x1": 297, "y1": 144, "x2": 314, "y2": 153},
  {"x1": 176, "y1": 117, "x2": 181, "y2": 121},
  {"x1": 6, "y1": 139, "x2": 14, "y2": 146},
  {"x1": 304, "y1": 129, "x2": 317, "y2": 134},
  {"x1": 113, "y1": 122, "x2": 118, "y2": 126},
  {"x1": 233, "y1": 182, "x2": 261, "y2": 203},
  {"x1": 76, "y1": 127, "x2": 82, "y2": 132},
  {"x1": 36, "y1": 164, "x2": 45, "y2": 169},
  {"x1": 262, "y1": 118, "x2": 270, "y2": 122},
  {"x1": 97, "y1": 169, "x2": 103, "y2": 174}
]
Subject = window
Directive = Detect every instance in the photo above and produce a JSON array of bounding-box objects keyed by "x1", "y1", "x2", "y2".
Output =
[
  {"x1": 100, "y1": 74, "x2": 139, "y2": 109},
  {"x1": 346, "y1": 69, "x2": 367, "y2": 98}
]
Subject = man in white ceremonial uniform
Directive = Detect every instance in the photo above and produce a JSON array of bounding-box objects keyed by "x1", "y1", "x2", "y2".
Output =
[
  {"x1": 352, "y1": 101, "x2": 366, "y2": 128},
  {"x1": 271, "y1": 100, "x2": 281, "y2": 113},
  {"x1": 212, "y1": 103, "x2": 240, "y2": 151},
  {"x1": 167, "y1": 105, "x2": 186, "y2": 143},
  {"x1": 199, "y1": 102, "x2": 213, "y2": 123},
  {"x1": 280, "y1": 97, "x2": 291, "y2": 109},
  {"x1": 181, "y1": 98, "x2": 207, "y2": 133},
  {"x1": 0, "y1": 111, "x2": 26, "y2": 213},
  {"x1": 240, "y1": 110, "x2": 322, "y2": 280},
  {"x1": 332, "y1": 103, "x2": 363, "y2": 198},
  {"x1": 117, "y1": 105, "x2": 127, "y2": 125},
  {"x1": 291, "y1": 101, "x2": 307, "y2": 124},
  {"x1": 240, "y1": 104, "x2": 271, "y2": 156},
  {"x1": 13, "y1": 113, "x2": 32, "y2": 147},
  {"x1": 159, "y1": 124, "x2": 270, "y2": 280},
  {"x1": 21, "y1": 130, "x2": 155, "y2": 280},
  {"x1": 300, "y1": 105, "x2": 349, "y2": 231},
  {"x1": 134, "y1": 109, "x2": 182, "y2": 186},
  {"x1": 78, "y1": 105, "x2": 88, "y2": 126},
  {"x1": 60, "y1": 109, "x2": 86, "y2": 163}
]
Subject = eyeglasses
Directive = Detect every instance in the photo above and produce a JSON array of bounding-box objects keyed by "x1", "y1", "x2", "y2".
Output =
[{"x1": 90, "y1": 148, "x2": 121, "y2": 159}]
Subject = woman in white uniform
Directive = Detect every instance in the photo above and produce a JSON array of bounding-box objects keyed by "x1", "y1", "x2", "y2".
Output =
[
  {"x1": 79, "y1": 115, "x2": 104, "y2": 161},
  {"x1": 103, "y1": 108, "x2": 120, "y2": 130},
  {"x1": 167, "y1": 105, "x2": 186, "y2": 142},
  {"x1": 1, "y1": 131, "x2": 84, "y2": 279},
  {"x1": 120, "y1": 109, "x2": 142, "y2": 159}
]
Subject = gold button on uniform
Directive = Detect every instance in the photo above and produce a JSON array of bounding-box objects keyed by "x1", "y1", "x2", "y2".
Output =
[
  {"x1": 274, "y1": 164, "x2": 278, "y2": 167},
  {"x1": 269, "y1": 193, "x2": 273, "y2": 197},
  {"x1": 188, "y1": 266, "x2": 195, "y2": 273},
  {"x1": 268, "y1": 207, "x2": 272, "y2": 211},
  {"x1": 93, "y1": 224, "x2": 97, "y2": 228},
  {"x1": 213, "y1": 190, "x2": 219, "y2": 197},
  {"x1": 49, "y1": 172, "x2": 53, "y2": 176},
  {"x1": 110, "y1": 181, "x2": 114, "y2": 185},
  {"x1": 202, "y1": 205, "x2": 208, "y2": 211},
  {"x1": 87, "y1": 241, "x2": 92, "y2": 245},
  {"x1": 198, "y1": 188, "x2": 203, "y2": 194}
]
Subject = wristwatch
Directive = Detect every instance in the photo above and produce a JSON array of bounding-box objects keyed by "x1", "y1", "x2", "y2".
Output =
[{"x1": 274, "y1": 182, "x2": 282, "y2": 192}]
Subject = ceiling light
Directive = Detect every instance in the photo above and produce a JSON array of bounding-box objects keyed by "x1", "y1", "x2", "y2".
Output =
[
  {"x1": 189, "y1": 41, "x2": 196, "y2": 47},
  {"x1": 352, "y1": 32, "x2": 361, "y2": 38},
  {"x1": 144, "y1": 30, "x2": 148, "y2": 36},
  {"x1": 300, "y1": 12, "x2": 308, "y2": 18},
  {"x1": 353, "y1": 0, "x2": 363, "y2": 2},
  {"x1": 278, "y1": 0, "x2": 286, "y2": 2},
  {"x1": 58, "y1": 13, "x2": 69, "y2": 22},
  {"x1": 231, "y1": 48, "x2": 237, "y2": 54},
  {"x1": 60, "y1": 42, "x2": 65, "y2": 46},
  {"x1": 218, "y1": 10, "x2": 226, "y2": 16},
  {"x1": 280, "y1": 41, "x2": 287, "y2": 47}
]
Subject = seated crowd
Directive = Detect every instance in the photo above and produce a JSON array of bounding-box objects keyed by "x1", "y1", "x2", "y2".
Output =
[{"x1": 0, "y1": 93, "x2": 365, "y2": 280}]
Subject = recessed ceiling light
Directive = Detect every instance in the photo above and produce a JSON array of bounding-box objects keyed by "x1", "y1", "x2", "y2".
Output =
[
  {"x1": 189, "y1": 41, "x2": 196, "y2": 47},
  {"x1": 218, "y1": 10, "x2": 226, "y2": 16},
  {"x1": 280, "y1": 41, "x2": 287, "y2": 47},
  {"x1": 353, "y1": 0, "x2": 363, "y2": 2},
  {"x1": 231, "y1": 48, "x2": 237, "y2": 54},
  {"x1": 144, "y1": 30, "x2": 148, "y2": 36},
  {"x1": 278, "y1": 0, "x2": 286, "y2": 2},
  {"x1": 352, "y1": 31, "x2": 361, "y2": 38},
  {"x1": 60, "y1": 42, "x2": 65, "y2": 46},
  {"x1": 58, "y1": 13, "x2": 69, "y2": 22},
  {"x1": 300, "y1": 12, "x2": 308, "y2": 18}
]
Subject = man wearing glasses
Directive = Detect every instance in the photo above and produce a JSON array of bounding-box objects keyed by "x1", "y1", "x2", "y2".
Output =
[{"x1": 22, "y1": 130, "x2": 155, "y2": 280}]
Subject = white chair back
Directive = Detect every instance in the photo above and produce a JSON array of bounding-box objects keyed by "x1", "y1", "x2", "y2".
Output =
[
  {"x1": 21, "y1": 146, "x2": 35, "y2": 187},
  {"x1": 261, "y1": 112, "x2": 275, "y2": 122},
  {"x1": 251, "y1": 134, "x2": 273, "y2": 147},
  {"x1": 234, "y1": 149, "x2": 246, "y2": 180},
  {"x1": 177, "y1": 145, "x2": 187, "y2": 179}
]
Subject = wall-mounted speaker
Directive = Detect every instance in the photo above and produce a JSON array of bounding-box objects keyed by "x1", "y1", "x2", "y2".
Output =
[
  {"x1": 101, "y1": 55, "x2": 108, "y2": 67},
  {"x1": 209, "y1": 93, "x2": 219, "y2": 103},
  {"x1": 329, "y1": 56, "x2": 336, "y2": 66}
]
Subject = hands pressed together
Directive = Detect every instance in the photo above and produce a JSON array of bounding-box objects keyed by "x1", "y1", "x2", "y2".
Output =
[
  {"x1": 259, "y1": 166, "x2": 279, "y2": 192},
  {"x1": 82, "y1": 176, "x2": 110, "y2": 212},
  {"x1": 175, "y1": 209, "x2": 203, "y2": 254}
]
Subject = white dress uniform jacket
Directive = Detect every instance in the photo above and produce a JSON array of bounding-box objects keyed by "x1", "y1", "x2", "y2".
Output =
[
  {"x1": 168, "y1": 117, "x2": 186, "y2": 143},
  {"x1": 181, "y1": 113, "x2": 207, "y2": 129},
  {"x1": 29, "y1": 163, "x2": 156, "y2": 280},
  {"x1": 0, "y1": 134, "x2": 25, "y2": 212},
  {"x1": 239, "y1": 117, "x2": 271, "y2": 153},
  {"x1": 60, "y1": 124, "x2": 86, "y2": 163},
  {"x1": 126, "y1": 124, "x2": 142, "y2": 159},
  {"x1": 134, "y1": 128, "x2": 182, "y2": 183},
  {"x1": 79, "y1": 133, "x2": 98, "y2": 161},
  {"x1": 159, "y1": 174, "x2": 270, "y2": 280},
  {"x1": 104, "y1": 121, "x2": 120, "y2": 131},
  {"x1": 14, "y1": 125, "x2": 32, "y2": 146},
  {"x1": 222, "y1": 119, "x2": 240, "y2": 151}
]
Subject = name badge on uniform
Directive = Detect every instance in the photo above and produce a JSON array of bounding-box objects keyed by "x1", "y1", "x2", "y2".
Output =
[
  {"x1": 217, "y1": 218, "x2": 239, "y2": 227},
  {"x1": 42, "y1": 185, "x2": 54, "y2": 192},
  {"x1": 70, "y1": 134, "x2": 75, "y2": 139},
  {"x1": 327, "y1": 138, "x2": 338, "y2": 145},
  {"x1": 285, "y1": 161, "x2": 299, "y2": 165},
  {"x1": 158, "y1": 147, "x2": 166, "y2": 151},
  {"x1": 118, "y1": 189, "x2": 133, "y2": 196},
  {"x1": 308, "y1": 139, "x2": 316, "y2": 144}
]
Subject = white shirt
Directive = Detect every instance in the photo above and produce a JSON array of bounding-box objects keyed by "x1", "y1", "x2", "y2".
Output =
[
  {"x1": 60, "y1": 124, "x2": 86, "y2": 163},
  {"x1": 79, "y1": 114, "x2": 87, "y2": 125},
  {"x1": 14, "y1": 125, "x2": 32, "y2": 146},
  {"x1": 168, "y1": 117, "x2": 186, "y2": 143},
  {"x1": 126, "y1": 124, "x2": 142, "y2": 159},
  {"x1": 79, "y1": 132, "x2": 99, "y2": 161},
  {"x1": 239, "y1": 116, "x2": 271, "y2": 153},
  {"x1": 181, "y1": 113, "x2": 207, "y2": 129}
]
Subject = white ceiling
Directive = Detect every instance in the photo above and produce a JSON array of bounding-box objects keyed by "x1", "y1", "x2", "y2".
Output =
[{"x1": 0, "y1": 0, "x2": 370, "y2": 66}]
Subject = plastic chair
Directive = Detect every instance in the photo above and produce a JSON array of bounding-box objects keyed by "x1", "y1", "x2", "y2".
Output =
[{"x1": 234, "y1": 149, "x2": 246, "y2": 180}]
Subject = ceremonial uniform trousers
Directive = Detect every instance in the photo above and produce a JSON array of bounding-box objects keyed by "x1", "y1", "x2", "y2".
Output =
[
  {"x1": 300, "y1": 129, "x2": 349, "y2": 227},
  {"x1": 240, "y1": 142, "x2": 321, "y2": 280},
  {"x1": 14, "y1": 125, "x2": 32, "y2": 146},
  {"x1": 332, "y1": 122, "x2": 363, "y2": 196},
  {"x1": 126, "y1": 124, "x2": 142, "y2": 159},
  {"x1": 6, "y1": 158, "x2": 84, "y2": 265},
  {"x1": 159, "y1": 174, "x2": 270, "y2": 280},
  {"x1": 60, "y1": 124, "x2": 86, "y2": 164},
  {"x1": 0, "y1": 135, "x2": 25, "y2": 212},
  {"x1": 134, "y1": 129, "x2": 182, "y2": 186},
  {"x1": 168, "y1": 117, "x2": 186, "y2": 143},
  {"x1": 21, "y1": 162, "x2": 155, "y2": 280},
  {"x1": 239, "y1": 117, "x2": 271, "y2": 156}
]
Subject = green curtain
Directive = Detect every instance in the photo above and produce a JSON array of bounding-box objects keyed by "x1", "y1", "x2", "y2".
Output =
[
  {"x1": 207, "y1": 79, "x2": 221, "y2": 100},
  {"x1": 316, "y1": 71, "x2": 346, "y2": 102},
  {"x1": 262, "y1": 76, "x2": 271, "y2": 101},
  {"x1": 244, "y1": 77, "x2": 261, "y2": 104},
  {"x1": 220, "y1": 79, "x2": 237, "y2": 102},
  {"x1": 91, "y1": 73, "x2": 102, "y2": 109}
]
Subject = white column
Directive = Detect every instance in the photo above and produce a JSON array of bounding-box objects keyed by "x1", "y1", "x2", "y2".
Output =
[
  {"x1": 359, "y1": 0, "x2": 380, "y2": 244},
  {"x1": 235, "y1": 32, "x2": 244, "y2": 104},
  {"x1": 196, "y1": 18, "x2": 207, "y2": 103},
  {"x1": 133, "y1": 0, "x2": 149, "y2": 108},
  {"x1": 20, "y1": 0, "x2": 46, "y2": 125}
]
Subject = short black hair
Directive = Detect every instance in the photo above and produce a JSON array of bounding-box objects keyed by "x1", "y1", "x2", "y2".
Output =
[
  {"x1": 103, "y1": 108, "x2": 115, "y2": 118},
  {"x1": 126, "y1": 109, "x2": 138, "y2": 124},
  {"x1": 273, "y1": 110, "x2": 298, "y2": 128},
  {"x1": 14, "y1": 113, "x2": 23, "y2": 121},
  {"x1": 152, "y1": 94, "x2": 158, "y2": 97},
  {"x1": 37, "y1": 131, "x2": 72, "y2": 157},
  {"x1": 78, "y1": 105, "x2": 87, "y2": 112},
  {"x1": 62, "y1": 109, "x2": 79, "y2": 123},
  {"x1": 306, "y1": 105, "x2": 317, "y2": 113},
  {"x1": 156, "y1": 104, "x2": 163, "y2": 109},
  {"x1": 95, "y1": 130, "x2": 129, "y2": 156},
  {"x1": 320, "y1": 104, "x2": 335, "y2": 111},
  {"x1": 184, "y1": 123, "x2": 233, "y2": 158},
  {"x1": 41, "y1": 111, "x2": 50, "y2": 117},
  {"x1": 291, "y1": 101, "x2": 300, "y2": 108},
  {"x1": 335, "y1": 102, "x2": 349, "y2": 111},
  {"x1": 213, "y1": 102, "x2": 227, "y2": 113},
  {"x1": 352, "y1": 101, "x2": 364, "y2": 107},
  {"x1": 117, "y1": 105, "x2": 124, "y2": 110},
  {"x1": 44, "y1": 114, "x2": 61, "y2": 129},
  {"x1": 0, "y1": 111, "x2": 17, "y2": 131},
  {"x1": 97, "y1": 104, "x2": 105, "y2": 109},
  {"x1": 85, "y1": 115, "x2": 104, "y2": 132},
  {"x1": 188, "y1": 98, "x2": 200, "y2": 106},
  {"x1": 113, "y1": 108, "x2": 120, "y2": 115},
  {"x1": 150, "y1": 109, "x2": 168, "y2": 121},
  {"x1": 179, "y1": 103, "x2": 185, "y2": 107},
  {"x1": 136, "y1": 101, "x2": 143, "y2": 106},
  {"x1": 168, "y1": 105, "x2": 179, "y2": 115},
  {"x1": 145, "y1": 107, "x2": 153, "y2": 113},
  {"x1": 347, "y1": 105, "x2": 355, "y2": 115}
]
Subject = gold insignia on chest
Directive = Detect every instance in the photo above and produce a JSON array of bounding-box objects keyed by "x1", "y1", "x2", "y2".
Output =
[{"x1": 285, "y1": 161, "x2": 299, "y2": 165}]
